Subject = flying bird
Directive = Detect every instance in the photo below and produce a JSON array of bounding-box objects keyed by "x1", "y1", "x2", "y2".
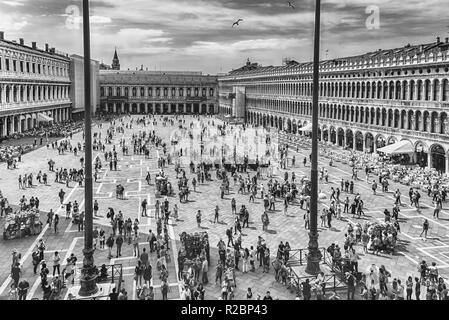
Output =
[
  {"x1": 232, "y1": 19, "x2": 243, "y2": 27},
  {"x1": 287, "y1": 1, "x2": 295, "y2": 9}
]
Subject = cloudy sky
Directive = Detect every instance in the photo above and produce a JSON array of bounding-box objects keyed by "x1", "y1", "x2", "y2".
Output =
[{"x1": 0, "y1": 0, "x2": 448, "y2": 74}]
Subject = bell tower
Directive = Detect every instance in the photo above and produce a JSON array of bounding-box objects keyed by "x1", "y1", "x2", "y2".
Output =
[{"x1": 112, "y1": 47, "x2": 120, "y2": 70}]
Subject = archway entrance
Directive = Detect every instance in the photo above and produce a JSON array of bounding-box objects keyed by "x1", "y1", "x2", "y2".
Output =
[
  {"x1": 330, "y1": 127, "x2": 336, "y2": 144},
  {"x1": 345, "y1": 130, "x2": 353, "y2": 149},
  {"x1": 365, "y1": 133, "x2": 374, "y2": 153},
  {"x1": 323, "y1": 128, "x2": 329, "y2": 142},
  {"x1": 375, "y1": 135, "x2": 386, "y2": 152},
  {"x1": 355, "y1": 132, "x2": 364, "y2": 151},
  {"x1": 415, "y1": 141, "x2": 427, "y2": 168},
  {"x1": 337, "y1": 128, "x2": 345, "y2": 146},
  {"x1": 431, "y1": 144, "x2": 446, "y2": 172}
]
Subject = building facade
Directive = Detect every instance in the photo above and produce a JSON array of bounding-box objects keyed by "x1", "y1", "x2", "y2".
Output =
[
  {"x1": 99, "y1": 70, "x2": 218, "y2": 115},
  {"x1": 219, "y1": 37, "x2": 449, "y2": 172},
  {"x1": 70, "y1": 54, "x2": 100, "y2": 119},
  {"x1": 0, "y1": 32, "x2": 71, "y2": 137}
]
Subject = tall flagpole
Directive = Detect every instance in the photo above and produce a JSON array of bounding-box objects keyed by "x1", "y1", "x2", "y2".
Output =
[
  {"x1": 78, "y1": 0, "x2": 98, "y2": 296},
  {"x1": 305, "y1": 0, "x2": 322, "y2": 275}
]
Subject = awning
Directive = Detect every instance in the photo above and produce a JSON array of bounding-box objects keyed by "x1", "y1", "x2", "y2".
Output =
[
  {"x1": 377, "y1": 140, "x2": 413, "y2": 155},
  {"x1": 37, "y1": 113, "x2": 53, "y2": 122},
  {"x1": 299, "y1": 123, "x2": 313, "y2": 132}
]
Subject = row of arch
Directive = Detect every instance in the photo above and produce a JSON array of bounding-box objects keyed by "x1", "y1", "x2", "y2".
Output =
[
  {"x1": 245, "y1": 98, "x2": 449, "y2": 135},
  {"x1": 100, "y1": 102, "x2": 216, "y2": 115},
  {"x1": 100, "y1": 86, "x2": 215, "y2": 99},
  {"x1": 246, "y1": 110, "x2": 449, "y2": 172},
  {"x1": 245, "y1": 78, "x2": 449, "y2": 102}
]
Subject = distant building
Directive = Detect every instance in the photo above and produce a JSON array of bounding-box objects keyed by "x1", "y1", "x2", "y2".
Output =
[
  {"x1": 0, "y1": 31, "x2": 71, "y2": 137},
  {"x1": 99, "y1": 69, "x2": 218, "y2": 114},
  {"x1": 69, "y1": 54, "x2": 100, "y2": 119},
  {"x1": 219, "y1": 37, "x2": 449, "y2": 172}
]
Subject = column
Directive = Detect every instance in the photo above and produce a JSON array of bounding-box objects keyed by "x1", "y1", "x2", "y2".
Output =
[
  {"x1": 373, "y1": 142, "x2": 377, "y2": 154},
  {"x1": 113, "y1": 103, "x2": 117, "y2": 113},
  {"x1": 428, "y1": 153, "x2": 432, "y2": 169},
  {"x1": 17, "y1": 116, "x2": 22, "y2": 133},
  {"x1": 168, "y1": 104, "x2": 172, "y2": 114},
  {"x1": 145, "y1": 103, "x2": 148, "y2": 114},
  {"x1": 2, "y1": 117, "x2": 7, "y2": 137},
  {"x1": 439, "y1": 79, "x2": 444, "y2": 102},
  {"x1": 1, "y1": 84, "x2": 5, "y2": 103},
  {"x1": 9, "y1": 116, "x2": 14, "y2": 134},
  {"x1": 445, "y1": 154, "x2": 449, "y2": 174}
]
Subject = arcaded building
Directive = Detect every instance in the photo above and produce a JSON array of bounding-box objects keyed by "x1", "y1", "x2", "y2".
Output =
[
  {"x1": 99, "y1": 50, "x2": 218, "y2": 115},
  {"x1": 219, "y1": 37, "x2": 449, "y2": 172},
  {"x1": 0, "y1": 32, "x2": 71, "y2": 137}
]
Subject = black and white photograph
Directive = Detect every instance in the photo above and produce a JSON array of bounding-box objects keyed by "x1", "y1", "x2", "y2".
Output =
[{"x1": 0, "y1": 0, "x2": 448, "y2": 310}]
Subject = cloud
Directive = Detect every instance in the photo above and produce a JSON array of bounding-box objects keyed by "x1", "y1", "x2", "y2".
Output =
[
  {"x1": 2, "y1": 0, "x2": 25, "y2": 6},
  {"x1": 0, "y1": 12, "x2": 28, "y2": 31},
  {"x1": 0, "y1": 0, "x2": 448, "y2": 74}
]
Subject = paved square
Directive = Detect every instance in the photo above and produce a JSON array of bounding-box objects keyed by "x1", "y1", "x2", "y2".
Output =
[{"x1": 1, "y1": 115, "x2": 448, "y2": 300}]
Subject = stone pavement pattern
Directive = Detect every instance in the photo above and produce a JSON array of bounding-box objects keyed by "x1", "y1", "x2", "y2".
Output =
[{"x1": 0, "y1": 115, "x2": 447, "y2": 300}]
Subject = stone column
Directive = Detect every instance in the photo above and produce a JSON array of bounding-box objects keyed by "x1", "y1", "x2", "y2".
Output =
[
  {"x1": 2, "y1": 117, "x2": 7, "y2": 137},
  {"x1": 23, "y1": 116, "x2": 28, "y2": 131},
  {"x1": 1, "y1": 84, "x2": 5, "y2": 103},
  {"x1": 113, "y1": 103, "x2": 117, "y2": 113},
  {"x1": 17, "y1": 116, "x2": 22, "y2": 133},
  {"x1": 445, "y1": 154, "x2": 449, "y2": 174},
  {"x1": 439, "y1": 79, "x2": 444, "y2": 102},
  {"x1": 428, "y1": 152, "x2": 432, "y2": 169}
]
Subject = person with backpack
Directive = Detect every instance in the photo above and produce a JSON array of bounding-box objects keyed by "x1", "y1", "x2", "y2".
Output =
[
  {"x1": 115, "y1": 233, "x2": 124, "y2": 258},
  {"x1": 17, "y1": 279, "x2": 30, "y2": 300},
  {"x1": 93, "y1": 200, "x2": 99, "y2": 217},
  {"x1": 226, "y1": 227, "x2": 234, "y2": 247},
  {"x1": 106, "y1": 234, "x2": 115, "y2": 259},
  {"x1": 32, "y1": 250, "x2": 40, "y2": 274},
  {"x1": 346, "y1": 271, "x2": 356, "y2": 300}
]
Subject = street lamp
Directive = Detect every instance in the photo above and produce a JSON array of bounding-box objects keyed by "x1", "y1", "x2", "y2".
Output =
[
  {"x1": 78, "y1": 0, "x2": 98, "y2": 296},
  {"x1": 305, "y1": 0, "x2": 322, "y2": 275}
]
